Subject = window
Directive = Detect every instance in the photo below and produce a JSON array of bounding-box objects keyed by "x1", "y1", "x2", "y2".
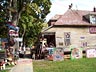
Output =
[
  {"x1": 64, "y1": 32, "x2": 71, "y2": 46},
  {"x1": 90, "y1": 15, "x2": 96, "y2": 24}
]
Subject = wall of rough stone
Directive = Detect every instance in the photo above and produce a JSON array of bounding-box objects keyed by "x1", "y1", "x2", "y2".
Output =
[{"x1": 44, "y1": 26, "x2": 96, "y2": 51}]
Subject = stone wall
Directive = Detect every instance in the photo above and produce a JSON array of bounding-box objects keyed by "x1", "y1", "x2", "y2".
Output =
[{"x1": 44, "y1": 26, "x2": 96, "y2": 51}]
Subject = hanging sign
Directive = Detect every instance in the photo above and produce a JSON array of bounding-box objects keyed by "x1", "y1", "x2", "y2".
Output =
[{"x1": 89, "y1": 27, "x2": 96, "y2": 34}]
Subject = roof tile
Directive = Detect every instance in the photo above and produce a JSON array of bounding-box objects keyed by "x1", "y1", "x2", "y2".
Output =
[{"x1": 54, "y1": 9, "x2": 96, "y2": 25}]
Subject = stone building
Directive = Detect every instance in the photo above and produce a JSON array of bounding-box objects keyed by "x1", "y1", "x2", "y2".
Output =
[{"x1": 42, "y1": 8, "x2": 96, "y2": 52}]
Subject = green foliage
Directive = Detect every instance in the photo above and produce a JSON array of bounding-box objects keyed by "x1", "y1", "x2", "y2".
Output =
[
  {"x1": 0, "y1": 0, "x2": 8, "y2": 23},
  {"x1": 18, "y1": 0, "x2": 51, "y2": 46},
  {"x1": 0, "y1": 24, "x2": 8, "y2": 38},
  {"x1": 32, "y1": 0, "x2": 51, "y2": 19},
  {"x1": 1, "y1": 64, "x2": 14, "y2": 72},
  {"x1": 19, "y1": 14, "x2": 43, "y2": 46},
  {"x1": 0, "y1": 70, "x2": 9, "y2": 72},
  {"x1": 0, "y1": 0, "x2": 51, "y2": 46},
  {"x1": 0, "y1": 0, "x2": 8, "y2": 37}
]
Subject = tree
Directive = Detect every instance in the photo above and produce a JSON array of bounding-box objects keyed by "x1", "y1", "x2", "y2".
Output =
[
  {"x1": 18, "y1": 0, "x2": 51, "y2": 46},
  {"x1": 0, "y1": 0, "x2": 51, "y2": 46},
  {"x1": 0, "y1": 0, "x2": 8, "y2": 37}
]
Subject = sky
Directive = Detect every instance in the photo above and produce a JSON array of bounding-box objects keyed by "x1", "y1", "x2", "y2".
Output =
[{"x1": 46, "y1": 0, "x2": 96, "y2": 21}]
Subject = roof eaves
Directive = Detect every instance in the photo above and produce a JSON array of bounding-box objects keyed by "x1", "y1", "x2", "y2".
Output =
[
  {"x1": 53, "y1": 24, "x2": 96, "y2": 27},
  {"x1": 41, "y1": 25, "x2": 54, "y2": 33}
]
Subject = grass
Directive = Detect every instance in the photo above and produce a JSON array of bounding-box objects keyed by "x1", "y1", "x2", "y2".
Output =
[
  {"x1": 0, "y1": 69, "x2": 10, "y2": 72},
  {"x1": 0, "y1": 65, "x2": 14, "y2": 72},
  {"x1": 33, "y1": 58, "x2": 96, "y2": 72}
]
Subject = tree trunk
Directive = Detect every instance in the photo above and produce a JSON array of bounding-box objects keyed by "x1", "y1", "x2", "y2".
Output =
[{"x1": 8, "y1": 0, "x2": 19, "y2": 61}]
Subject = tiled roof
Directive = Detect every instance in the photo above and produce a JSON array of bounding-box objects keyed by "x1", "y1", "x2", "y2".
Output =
[
  {"x1": 51, "y1": 14, "x2": 62, "y2": 20},
  {"x1": 54, "y1": 9, "x2": 96, "y2": 25},
  {"x1": 48, "y1": 14, "x2": 62, "y2": 26}
]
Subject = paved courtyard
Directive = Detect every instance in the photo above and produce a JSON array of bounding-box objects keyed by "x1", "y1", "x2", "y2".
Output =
[{"x1": 10, "y1": 58, "x2": 33, "y2": 72}]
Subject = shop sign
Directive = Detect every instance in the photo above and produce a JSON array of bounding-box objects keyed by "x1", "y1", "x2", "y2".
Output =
[{"x1": 89, "y1": 27, "x2": 96, "y2": 34}]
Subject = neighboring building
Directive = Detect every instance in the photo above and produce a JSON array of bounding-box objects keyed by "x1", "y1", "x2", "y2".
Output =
[{"x1": 42, "y1": 8, "x2": 96, "y2": 51}]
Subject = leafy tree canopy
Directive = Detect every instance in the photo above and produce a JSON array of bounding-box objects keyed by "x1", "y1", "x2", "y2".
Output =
[
  {"x1": 18, "y1": 0, "x2": 51, "y2": 46},
  {"x1": 0, "y1": 0, "x2": 51, "y2": 46}
]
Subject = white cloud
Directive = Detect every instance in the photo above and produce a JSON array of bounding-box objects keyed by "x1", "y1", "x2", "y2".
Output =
[{"x1": 46, "y1": 0, "x2": 96, "y2": 22}]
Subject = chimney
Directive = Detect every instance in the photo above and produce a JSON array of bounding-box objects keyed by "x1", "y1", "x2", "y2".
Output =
[
  {"x1": 69, "y1": 3, "x2": 73, "y2": 9},
  {"x1": 93, "y1": 7, "x2": 96, "y2": 12}
]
